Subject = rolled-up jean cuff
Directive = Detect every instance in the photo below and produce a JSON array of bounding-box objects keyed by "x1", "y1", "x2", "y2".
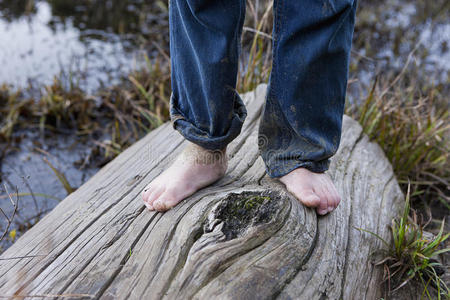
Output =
[
  {"x1": 170, "y1": 98, "x2": 247, "y2": 151},
  {"x1": 171, "y1": 118, "x2": 242, "y2": 150},
  {"x1": 264, "y1": 158, "x2": 330, "y2": 178}
]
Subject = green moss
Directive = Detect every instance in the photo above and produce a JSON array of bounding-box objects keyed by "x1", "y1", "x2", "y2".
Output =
[
  {"x1": 243, "y1": 195, "x2": 271, "y2": 210},
  {"x1": 214, "y1": 192, "x2": 275, "y2": 240},
  {"x1": 225, "y1": 194, "x2": 271, "y2": 217}
]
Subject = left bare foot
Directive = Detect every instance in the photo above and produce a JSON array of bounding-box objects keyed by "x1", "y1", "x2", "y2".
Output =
[
  {"x1": 142, "y1": 141, "x2": 227, "y2": 212},
  {"x1": 279, "y1": 167, "x2": 341, "y2": 215}
]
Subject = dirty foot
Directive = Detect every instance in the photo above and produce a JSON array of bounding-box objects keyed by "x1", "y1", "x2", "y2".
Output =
[
  {"x1": 279, "y1": 167, "x2": 341, "y2": 215},
  {"x1": 142, "y1": 142, "x2": 227, "y2": 212}
]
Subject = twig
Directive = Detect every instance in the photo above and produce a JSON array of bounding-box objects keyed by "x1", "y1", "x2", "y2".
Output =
[
  {"x1": 379, "y1": 41, "x2": 422, "y2": 99},
  {"x1": 20, "y1": 175, "x2": 40, "y2": 216},
  {"x1": 2, "y1": 158, "x2": 40, "y2": 215},
  {"x1": 0, "y1": 185, "x2": 19, "y2": 242},
  {"x1": 0, "y1": 192, "x2": 61, "y2": 202},
  {"x1": 243, "y1": 27, "x2": 272, "y2": 40},
  {"x1": 151, "y1": 40, "x2": 170, "y2": 62},
  {"x1": 351, "y1": 49, "x2": 377, "y2": 62},
  {"x1": 422, "y1": 171, "x2": 449, "y2": 188}
]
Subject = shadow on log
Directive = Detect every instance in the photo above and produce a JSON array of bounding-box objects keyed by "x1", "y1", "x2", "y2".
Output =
[{"x1": 0, "y1": 84, "x2": 404, "y2": 299}]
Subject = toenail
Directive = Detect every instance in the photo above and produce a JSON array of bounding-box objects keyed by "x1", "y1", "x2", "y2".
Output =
[{"x1": 154, "y1": 200, "x2": 163, "y2": 210}]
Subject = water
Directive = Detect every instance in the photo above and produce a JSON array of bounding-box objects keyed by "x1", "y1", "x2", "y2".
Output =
[
  {"x1": 348, "y1": 0, "x2": 450, "y2": 103},
  {"x1": 0, "y1": 0, "x2": 168, "y2": 92},
  {"x1": 1, "y1": 130, "x2": 99, "y2": 247}
]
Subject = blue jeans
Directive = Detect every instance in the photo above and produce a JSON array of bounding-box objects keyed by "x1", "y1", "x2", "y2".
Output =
[{"x1": 169, "y1": 0, "x2": 357, "y2": 178}]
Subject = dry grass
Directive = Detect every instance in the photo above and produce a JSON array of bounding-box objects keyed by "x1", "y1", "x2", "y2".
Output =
[
  {"x1": 0, "y1": 54, "x2": 171, "y2": 163},
  {"x1": 347, "y1": 70, "x2": 449, "y2": 215}
]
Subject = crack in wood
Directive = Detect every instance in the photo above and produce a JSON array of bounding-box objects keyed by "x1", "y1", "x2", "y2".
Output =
[
  {"x1": 95, "y1": 213, "x2": 160, "y2": 300},
  {"x1": 11, "y1": 185, "x2": 138, "y2": 296}
]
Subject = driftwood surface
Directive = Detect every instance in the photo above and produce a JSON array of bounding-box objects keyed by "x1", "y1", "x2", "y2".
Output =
[{"x1": 0, "y1": 84, "x2": 404, "y2": 299}]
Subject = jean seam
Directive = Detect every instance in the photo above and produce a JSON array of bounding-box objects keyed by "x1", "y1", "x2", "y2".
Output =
[
  {"x1": 234, "y1": 0, "x2": 245, "y2": 85},
  {"x1": 327, "y1": 0, "x2": 356, "y2": 52},
  {"x1": 169, "y1": 93, "x2": 187, "y2": 123},
  {"x1": 268, "y1": 0, "x2": 282, "y2": 102}
]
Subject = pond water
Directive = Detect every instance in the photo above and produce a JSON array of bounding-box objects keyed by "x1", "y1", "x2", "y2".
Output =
[
  {"x1": 0, "y1": 0, "x2": 448, "y2": 252},
  {"x1": 0, "y1": 2, "x2": 129, "y2": 92},
  {"x1": 348, "y1": 0, "x2": 449, "y2": 102},
  {"x1": 0, "y1": 0, "x2": 168, "y2": 91}
]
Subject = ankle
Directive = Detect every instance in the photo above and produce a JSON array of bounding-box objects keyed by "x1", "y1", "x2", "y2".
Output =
[{"x1": 183, "y1": 142, "x2": 227, "y2": 166}]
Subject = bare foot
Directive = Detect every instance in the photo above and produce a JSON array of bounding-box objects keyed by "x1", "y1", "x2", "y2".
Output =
[
  {"x1": 142, "y1": 142, "x2": 227, "y2": 212},
  {"x1": 279, "y1": 167, "x2": 341, "y2": 215}
]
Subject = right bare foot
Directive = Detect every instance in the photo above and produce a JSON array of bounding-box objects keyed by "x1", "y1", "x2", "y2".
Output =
[
  {"x1": 142, "y1": 142, "x2": 227, "y2": 212},
  {"x1": 279, "y1": 167, "x2": 341, "y2": 215}
]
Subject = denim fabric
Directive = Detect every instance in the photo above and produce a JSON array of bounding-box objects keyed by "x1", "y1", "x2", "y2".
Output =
[{"x1": 169, "y1": 0, "x2": 358, "y2": 178}]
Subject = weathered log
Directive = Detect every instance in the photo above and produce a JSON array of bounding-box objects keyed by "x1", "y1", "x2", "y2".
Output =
[{"x1": 0, "y1": 84, "x2": 404, "y2": 299}]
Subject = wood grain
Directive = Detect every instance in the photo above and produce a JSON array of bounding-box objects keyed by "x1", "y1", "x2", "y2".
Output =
[{"x1": 0, "y1": 84, "x2": 404, "y2": 299}]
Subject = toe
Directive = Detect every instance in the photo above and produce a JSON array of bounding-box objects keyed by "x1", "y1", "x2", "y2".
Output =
[
  {"x1": 328, "y1": 185, "x2": 341, "y2": 211},
  {"x1": 153, "y1": 198, "x2": 171, "y2": 212},
  {"x1": 293, "y1": 189, "x2": 321, "y2": 208},
  {"x1": 153, "y1": 192, "x2": 181, "y2": 212},
  {"x1": 332, "y1": 192, "x2": 341, "y2": 210},
  {"x1": 153, "y1": 199, "x2": 166, "y2": 212},
  {"x1": 144, "y1": 201, "x2": 153, "y2": 210},
  {"x1": 326, "y1": 189, "x2": 337, "y2": 213},
  {"x1": 318, "y1": 177, "x2": 338, "y2": 213},
  {"x1": 142, "y1": 184, "x2": 153, "y2": 202},
  {"x1": 319, "y1": 178, "x2": 334, "y2": 213},
  {"x1": 328, "y1": 198, "x2": 336, "y2": 213},
  {"x1": 304, "y1": 194, "x2": 321, "y2": 208},
  {"x1": 314, "y1": 190, "x2": 329, "y2": 215},
  {"x1": 316, "y1": 201, "x2": 329, "y2": 215},
  {"x1": 146, "y1": 187, "x2": 165, "y2": 210}
]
